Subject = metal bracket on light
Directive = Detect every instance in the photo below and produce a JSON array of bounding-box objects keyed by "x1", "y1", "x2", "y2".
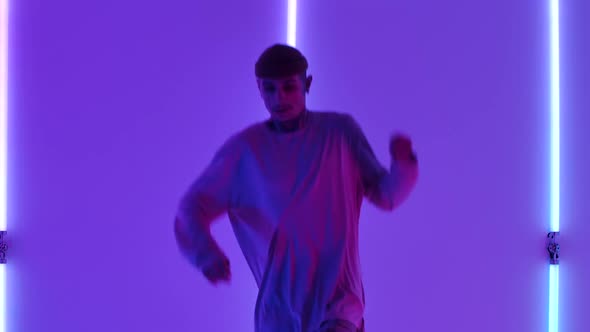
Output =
[
  {"x1": 547, "y1": 232, "x2": 560, "y2": 265},
  {"x1": 0, "y1": 231, "x2": 5, "y2": 264}
]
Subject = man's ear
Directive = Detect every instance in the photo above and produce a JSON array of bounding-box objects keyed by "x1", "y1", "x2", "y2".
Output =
[
  {"x1": 305, "y1": 75, "x2": 313, "y2": 93},
  {"x1": 256, "y1": 78, "x2": 264, "y2": 95}
]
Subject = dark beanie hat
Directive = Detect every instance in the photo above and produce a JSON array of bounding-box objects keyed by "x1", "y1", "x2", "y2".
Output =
[{"x1": 255, "y1": 44, "x2": 308, "y2": 78}]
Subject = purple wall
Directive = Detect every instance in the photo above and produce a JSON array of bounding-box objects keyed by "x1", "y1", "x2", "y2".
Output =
[{"x1": 7, "y1": 0, "x2": 589, "y2": 331}]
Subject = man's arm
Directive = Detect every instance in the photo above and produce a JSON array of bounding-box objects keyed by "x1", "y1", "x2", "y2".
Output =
[
  {"x1": 174, "y1": 135, "x2": 242, "y2": 278},
  {"x1": 343, "y1": 114, "x2": 418, "y2": 211}
]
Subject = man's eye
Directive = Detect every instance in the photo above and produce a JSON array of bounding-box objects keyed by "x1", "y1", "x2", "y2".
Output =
[
  {"x1": 264, "y1": 86, "x2": 275, "y2": 92},
  {"x1": 284, "y1": 85, "x2": 296, "y2": 92}
]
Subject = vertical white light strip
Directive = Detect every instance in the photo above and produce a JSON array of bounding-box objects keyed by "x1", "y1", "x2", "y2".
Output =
[
  {"x1": 549, "y1": 264, "x2": 560, "y2": 332},
  {"x1": 287, "y1": 0, "x2": 297, "y2": 46},
  {"x1": 548, "y1": 0, "x2": 560, "y2": 332},
  {"x1": 0, "y1": 0, "x2": 7, "y2": 330},
  {"x1": 549, "y1": 0, "x2": 560, "y2": 234}
]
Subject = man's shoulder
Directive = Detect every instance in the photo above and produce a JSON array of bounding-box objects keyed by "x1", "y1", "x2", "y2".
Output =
[
  {"x1": 227, "y1": 111, "x2": 357, "y2": 140},
  {"x1": 238, "y1": 120, "x2": 268, "y2": 139},
  {"x1": 312, "y1": 110, "x2": 358, "y2": 131},
  {"x1": 313, "y1": 110, "x2": 351, "y2": 121},
  {"x1": 223, "y1": 120, "x2": 267, "y2": 148}
]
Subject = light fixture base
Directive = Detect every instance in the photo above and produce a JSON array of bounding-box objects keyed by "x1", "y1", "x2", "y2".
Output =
[{"x1": 547, "y1": 232, "x2": 560, "y2": 265}]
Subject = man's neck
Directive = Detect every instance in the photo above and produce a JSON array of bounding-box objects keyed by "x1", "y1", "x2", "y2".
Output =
[{"x1": 267, "y1": 109, "x2": 308, "y2": 133}]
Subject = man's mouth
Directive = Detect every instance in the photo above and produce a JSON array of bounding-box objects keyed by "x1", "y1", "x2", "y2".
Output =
[{"x1": 274, "y1": 107, "x2": 290, "y2": 113}]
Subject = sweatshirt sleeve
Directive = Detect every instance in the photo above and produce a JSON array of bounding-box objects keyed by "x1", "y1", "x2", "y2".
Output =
[
  {"x1": 343, "y1": 114, "x2": 418, "y2": 211},
  {"x1": 174, "y1": 134, "x2": 242, "y2": 271}
]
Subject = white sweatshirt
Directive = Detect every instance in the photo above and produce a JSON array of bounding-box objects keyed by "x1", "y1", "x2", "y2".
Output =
[{"x1": 175, "y1": 111, "x2": 418, "y2": 332}]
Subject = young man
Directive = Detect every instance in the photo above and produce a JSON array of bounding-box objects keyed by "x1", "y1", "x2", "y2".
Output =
[{"x1": 174, "y1": 44, "x2": 419, "y2": 332}]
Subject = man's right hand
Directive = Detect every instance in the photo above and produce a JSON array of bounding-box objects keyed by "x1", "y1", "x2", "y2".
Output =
[{"x1": 202, "y1": 255, "x2": 232, "y2": 285}]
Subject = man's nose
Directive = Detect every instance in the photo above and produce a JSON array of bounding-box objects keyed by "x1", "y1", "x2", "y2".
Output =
[{"x1": 276, "y1": 88, "x2": 287, "y2": 101}]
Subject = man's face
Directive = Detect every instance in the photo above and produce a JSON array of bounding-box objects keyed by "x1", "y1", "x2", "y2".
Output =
[{"x1": 257, "y1": 73, "x2": 312, "y2": 121}]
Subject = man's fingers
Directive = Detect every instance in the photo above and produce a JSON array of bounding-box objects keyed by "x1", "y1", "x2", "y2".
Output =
[
  {"x1": 390, "y1": 135, "x2": 411, "y2": 155},
  {"x1": 203, "y1": 260, "x2": 232, "y2": 284}
]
